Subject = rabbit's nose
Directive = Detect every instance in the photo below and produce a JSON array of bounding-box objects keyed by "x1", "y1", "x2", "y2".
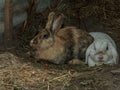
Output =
[
  {"x1": 33, "y1": 39, "x2": 38, "y2": 44},
  {"x1": 98, "y1": 56, "x2": 103, "y2": 60}
]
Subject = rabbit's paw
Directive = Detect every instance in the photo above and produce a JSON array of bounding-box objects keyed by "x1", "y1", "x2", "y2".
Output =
[{"x1": 68, "y1": 59, "x2": 85, "y2": 65}]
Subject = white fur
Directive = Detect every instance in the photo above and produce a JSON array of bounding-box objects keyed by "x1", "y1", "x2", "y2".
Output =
[{"x1": 86, "y1": 32, "x2": 119, "y2": 67}]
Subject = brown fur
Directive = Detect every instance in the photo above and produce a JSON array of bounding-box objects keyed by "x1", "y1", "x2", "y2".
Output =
[
  {"x1": 31, "y1": 27, "x2": 93, "y2": 64},
  {"x1": 30, "y1": 12, "x2": 93, "y2": 64}
]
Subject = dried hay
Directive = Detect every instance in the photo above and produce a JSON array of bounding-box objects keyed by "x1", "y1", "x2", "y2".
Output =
[
  {"x1": 0, "y1": 52, "x2": 120, "y2": 90},
  {"x1": 0, "y1": 52, "x2": 100, "y2": 89},
  {"x1": 0, "y1": 52, "x2": 86, "y2": 90}
]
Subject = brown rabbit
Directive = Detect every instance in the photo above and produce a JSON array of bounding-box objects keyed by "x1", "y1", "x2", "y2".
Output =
[{"x1": 30, "y1": 12, "x2": 93, "y2": 64}]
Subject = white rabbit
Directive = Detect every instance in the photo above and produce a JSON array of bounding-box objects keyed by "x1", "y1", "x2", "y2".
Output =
[{"x1": 86, "y1": 32, "x2": 119, "y2": 67}]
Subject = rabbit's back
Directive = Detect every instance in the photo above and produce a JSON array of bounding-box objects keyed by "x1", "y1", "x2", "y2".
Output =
[{"x1": 57, "y1": 27, "x2": 94, "y2": 60}]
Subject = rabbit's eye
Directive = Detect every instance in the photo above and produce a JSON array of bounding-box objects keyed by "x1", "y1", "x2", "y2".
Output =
[
  {"x1": 94, "y1": 45, "x2": 96, "y2": 51},
  {"x1": 106, "y1": 46, "x2": 109, "y2": 51},
  {"x1": 41, "y1": 34, "x2": 49, "y2": 39}
]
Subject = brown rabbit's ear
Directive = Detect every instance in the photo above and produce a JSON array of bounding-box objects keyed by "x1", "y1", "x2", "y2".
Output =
[
  {"x1": 52, "y1": 13, "x2": 65, "y2": 33},
  {"x1": 45, "y1": 12, "x2": 55, "y2": 30}
]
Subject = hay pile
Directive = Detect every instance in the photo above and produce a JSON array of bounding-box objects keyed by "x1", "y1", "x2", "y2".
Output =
[
  {"x1": 0, "y1": 52, "x2": 120, "y2": 90},
  {"x1": 0, "y1": 52, "x2": 84, "y2": 90}
]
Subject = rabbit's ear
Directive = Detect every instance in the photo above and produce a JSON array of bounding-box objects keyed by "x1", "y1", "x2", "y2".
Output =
[
  {"x1": 45, "y1": 12, "x2": 55, "y2": 30},
  {"x1": 108, "y1": 42, "x2": 119, "y2": 64},
  {"x1": 85, "y1": 43, "x2": 94, "y2": 64},
  {"x1": 52, "y1": 13, "x2": 64, "y2": 33}
]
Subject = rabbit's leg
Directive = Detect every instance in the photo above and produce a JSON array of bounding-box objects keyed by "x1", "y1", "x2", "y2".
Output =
[
  {"x1": 68, "y1": 59, "x2": 85, "y2": 65},
  {"x1": 87, "y1": 58, "x2": 96, "y2": 67}
]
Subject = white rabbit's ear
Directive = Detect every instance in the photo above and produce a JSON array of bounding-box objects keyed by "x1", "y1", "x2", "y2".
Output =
[
  {"x1": 52, "y1": 13, "x2": 65, "y2": 33},
  {"x1": 108, "y1": 42, "x2": 119, "y2": 64},
  {"x1": 85, "y1": 43, "x2": 94, "y2": 64}
]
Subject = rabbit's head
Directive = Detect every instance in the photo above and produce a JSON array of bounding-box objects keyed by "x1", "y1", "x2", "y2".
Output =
[
  {"x1": 30, "y1": 12, "x2": 65, "y2": 50},
  {"x1": 86, "y1": 39, "x2": 118, "y2": 66},
  {"x1": 91, "y1": 40, "x2": 110, "y2": 63}
]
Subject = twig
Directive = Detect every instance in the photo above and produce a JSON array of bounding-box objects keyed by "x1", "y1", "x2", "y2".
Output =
[
  {"x1": 47, "y1": 82, "x2": 50, "y2": 90},
  {"x1": 49, "y1": 74, "x2": 69, "y2": 82}
]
